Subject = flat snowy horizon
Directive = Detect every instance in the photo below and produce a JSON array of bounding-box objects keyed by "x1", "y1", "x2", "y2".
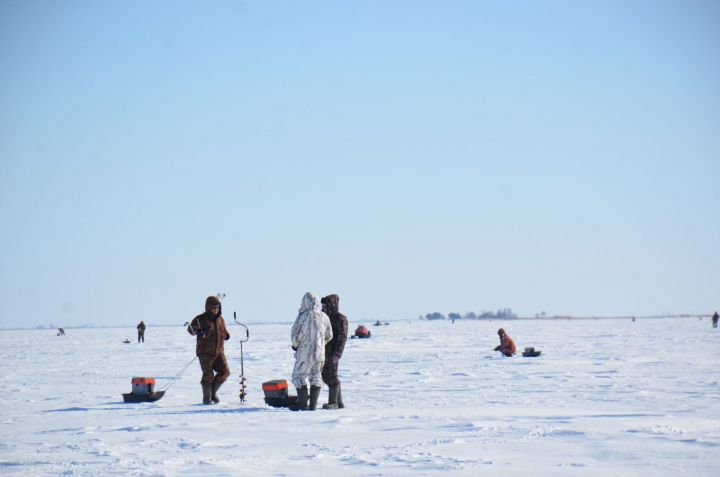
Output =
[{"x1": 1, "y1": 318, "x2": 718, "y2": 476}]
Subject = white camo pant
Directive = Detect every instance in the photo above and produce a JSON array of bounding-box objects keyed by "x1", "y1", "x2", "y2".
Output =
[{"x1": 292, "y1": 357, "x2": 325, "y2": 388}]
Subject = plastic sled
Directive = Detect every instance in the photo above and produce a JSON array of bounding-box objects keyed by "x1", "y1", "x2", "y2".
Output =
[
  {"x1": 122, "y1": 391, "x2": 166, "y2": 403},
  {"x1": 264, "y1": 395, "x2": 298, "y2": 408}
]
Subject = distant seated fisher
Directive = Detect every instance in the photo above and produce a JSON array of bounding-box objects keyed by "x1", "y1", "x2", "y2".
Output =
[{"x1": 494, "y1": 328, "x2": 516, "y2": 357}]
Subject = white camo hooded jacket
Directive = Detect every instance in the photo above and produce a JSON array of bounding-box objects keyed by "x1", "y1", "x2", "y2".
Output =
[{"x1": 291, "y1": 292, "x2": 333, "y2": 363}]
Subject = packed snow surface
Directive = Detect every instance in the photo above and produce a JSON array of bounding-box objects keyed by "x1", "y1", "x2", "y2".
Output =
[{"x1": 1, "y1": 318, "x2": 718, "y2": 476}]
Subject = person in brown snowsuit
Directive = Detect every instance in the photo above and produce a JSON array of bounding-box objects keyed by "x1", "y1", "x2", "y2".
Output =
[
  {"x1": 321, "y1": 294, "x2": 348, "y2": 409},
  {"x1": 494, "y1": 328, "x2": 517, "y2": 357},
  {"x1": 187, "y1": 296, "x2": 231, "y2": 404},
  {"x1": 137, "y1": 321, "x2": 146, "y2": 343}
]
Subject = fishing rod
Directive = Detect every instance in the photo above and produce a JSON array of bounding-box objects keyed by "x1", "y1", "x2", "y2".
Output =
[{"x1": 233, "y1": 311, "x2": 250, "y2": 403}]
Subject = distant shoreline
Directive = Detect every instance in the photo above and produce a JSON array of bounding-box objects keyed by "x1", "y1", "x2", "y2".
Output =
[{"x1": 0, "y1": 313, "x2": 712, "y2": 331}]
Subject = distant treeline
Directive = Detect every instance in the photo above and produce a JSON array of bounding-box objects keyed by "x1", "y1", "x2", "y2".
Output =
[{"x1": 421, "y1": 309, "x2": 519, "y2": 320}]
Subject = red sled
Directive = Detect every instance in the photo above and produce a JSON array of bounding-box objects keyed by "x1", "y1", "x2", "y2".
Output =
[
  {"x1": 353, "y1": 326, "x2": 371, "y2": 339},
  {"x1": 262, "y1": 379, "x2": 297, "y2": 408},
  {"x1": 123, "y1": 377, "x2": 165, "y2": 403}
]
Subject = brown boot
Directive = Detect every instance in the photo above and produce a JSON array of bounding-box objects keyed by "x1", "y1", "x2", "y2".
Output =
[
  {"x1": 211, "y1": 379, "x2": 223, "y2": 404},
  {"x1": 202, "y1": 384, "x2": 213, "y2": 405}
]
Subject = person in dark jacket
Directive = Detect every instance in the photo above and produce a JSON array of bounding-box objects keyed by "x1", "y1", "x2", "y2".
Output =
[
  {"x1": 187, "y1": 296, "x2": 231, "y2": 404},
  {"x1": 137, "y1": 321, "x2": 146, "y2": 343},
  {"x1": 321, "y1": 294, "x2": 348, "y2": 409},
  {"x1": 713, "y1": 311, "x2": 719, "y2": 329}
]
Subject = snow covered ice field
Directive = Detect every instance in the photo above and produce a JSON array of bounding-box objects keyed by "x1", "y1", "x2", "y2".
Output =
[{"x1": 1, "y1": 318, "x2": 718, "y2": 476}]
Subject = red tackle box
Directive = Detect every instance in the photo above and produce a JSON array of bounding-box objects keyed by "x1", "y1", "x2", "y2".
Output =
[
  {"x1": 262, "y1": 379, "x2": 297, "y2": 408},
  {"x1": 131, "y1": 377, "x2": 156, "y2": 395}
]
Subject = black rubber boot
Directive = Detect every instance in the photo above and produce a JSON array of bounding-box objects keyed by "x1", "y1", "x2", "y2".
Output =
[
  {"x1": 211, "y1": 379, "x2": 223, "y2": 404},
  {"x1": 309, "y1": 385, "x2": 322, "y2": 411},
  {"x1": 290, "y1": 386, "x2": 308, "y2": 411},
  {"x1": 202, "y1": 384, "x2": 213, "y2": 405},
  {"x1": 322, "y1": 385, "x2": 339, "y2": 409},
  {"x1": 337, "y1": 382, "x2": 344, "y2": 409}
]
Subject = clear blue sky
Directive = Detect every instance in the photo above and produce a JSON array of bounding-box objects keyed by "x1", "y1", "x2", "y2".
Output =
[{"x1": 1, "y1": 1, "x2": 718, "y2": 328}]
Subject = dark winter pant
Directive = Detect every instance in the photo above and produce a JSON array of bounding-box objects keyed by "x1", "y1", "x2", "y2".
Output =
[
  {"x1": 198, "y1": 353, "x2": 230, "y2": 386},
  {"x1": 138, "y1": 331, "x2": 144, "y2": 343},
  {"x1": 495, "y1": 346, "x2": 513, "y2": 357},
  {"x1": 321, "y1": 356, "x2": 340, "y2": 386}
]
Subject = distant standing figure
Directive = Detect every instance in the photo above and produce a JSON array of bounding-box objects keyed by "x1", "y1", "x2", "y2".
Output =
[
  {"x1": 494, "y1": 328, "x2": 517, "y2": 357},
  {"x1": 137, "y1": 321, "x2": 146, "y2": 343},
  {"x1": 713, "y1": 311, "x2": 719, "y2": 329},
  {"x1": 321, "y1": 294, "x2": 348, "y2": 410},
  {"x1": 290, "y1": 292, "x2": 333, "y2": 411},
  {"x1": 57, "y1": 328, "x2": 65, "y2": 336},
  {"x1": 187, "y1": 296, "x2": 231, "y2": 404}
]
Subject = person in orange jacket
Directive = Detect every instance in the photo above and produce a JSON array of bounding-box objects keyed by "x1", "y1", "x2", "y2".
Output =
[{"x1": 494, "y1": 328, "x2": 516, "y2": 357}]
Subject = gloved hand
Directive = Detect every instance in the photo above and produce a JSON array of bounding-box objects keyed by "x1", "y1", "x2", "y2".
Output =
[{"x1": 292, "y1": 346, "x2": 297, "y2": 351}]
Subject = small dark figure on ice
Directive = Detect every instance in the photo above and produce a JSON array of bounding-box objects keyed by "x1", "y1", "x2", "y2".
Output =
[
  {"x1": 187, "y1": 296, "x2": 231, "y2": 405},
  {"x1": 713, "y1": 311, "x2": 718, "y2": 329},
  {"x1": 137, "y1": 320, "x2": 146, "y2": 343},
  {"x1": 494, "y1": 328, "x2": 517, "y2": 357},
  {"x1": 57, "y1": 328, "x2": 65, "y2": 336},
  {"x1": 321, "y1": 294, "x2": 348, "y2": 410}
]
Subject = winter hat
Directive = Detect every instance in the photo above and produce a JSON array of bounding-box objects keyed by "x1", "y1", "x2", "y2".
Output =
[
  {"x1": 322, "y1": 294, "x2": 340, "y2": 315},
  {"x1": 497, "y1": 328, "x2": 505, "y2": 336},
  {"x1": 205, "y1": 295, "x2": 222, "y2": 314}
]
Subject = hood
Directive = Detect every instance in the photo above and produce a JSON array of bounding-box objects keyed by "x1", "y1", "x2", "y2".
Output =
[
  {"x1": 299, "y1": 292, "x2": 321, "y2": 314},
  {"x1": 205, "y1": 295, "x2": 222, "y2": 316},
  {"x1": 497, "y1": 328, "x2": 505, "y2": 336},
  {"x1": 321, "y1": 294, "x2": 340, "y2": 316}
]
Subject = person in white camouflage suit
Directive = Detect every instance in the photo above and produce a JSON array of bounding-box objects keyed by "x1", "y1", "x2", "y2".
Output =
[{"x1": 290, "y1": 292, "x2": 333, "y2": 411}]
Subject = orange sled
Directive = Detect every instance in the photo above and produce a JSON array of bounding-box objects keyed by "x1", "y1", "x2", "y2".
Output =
[
  {"x1": 262, "y1": 379, "x2": 298, "y2": 408},
  {"x1": 122, "y1": 377, "x2": 165, "y2": 403}
]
